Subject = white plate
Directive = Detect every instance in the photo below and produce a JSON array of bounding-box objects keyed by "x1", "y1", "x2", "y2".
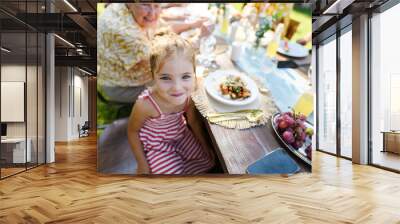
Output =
[
  {"x1": 203, "y1": 70, "x2": 259, "y2": 106},
  {"x1": 278, "y1": 41, "x2": 309, "y2": 58}
]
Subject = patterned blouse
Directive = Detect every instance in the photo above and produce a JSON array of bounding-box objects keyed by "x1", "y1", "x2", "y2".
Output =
[{"x1": 98, "y1": 4, "x2": 164, "y2": 87}]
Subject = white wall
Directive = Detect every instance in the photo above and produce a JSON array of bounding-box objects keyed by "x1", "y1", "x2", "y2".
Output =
[
  {"x1": 1, "y1": 63, "x2": 46, "y2": 164},
  {"x1": 55, "y1": 67, "x2": 69, "y2": 141},
  {"x1": 1, "y1": 65, "x2": 38, "y2": 138},
  {"x1": 1, "y1": 65, "x2": 26, "y2": 141},
  {"x1": 72, "y1": 73, "x2": 89, "y2": 138},
  {"x1": 1, "y1": 65, "x2": 25, "y2": 130},
  {"x1": 54, "y1": 67, "x2": 89, "y2": 141}
]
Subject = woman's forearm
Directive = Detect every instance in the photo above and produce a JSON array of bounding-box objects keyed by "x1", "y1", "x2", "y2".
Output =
[
  {"x1": 161, "y1": 13, "x2": 186, "y2": 21},
  {"x1": 169, "y1": 22, "x2": 195, "y2": 34}
]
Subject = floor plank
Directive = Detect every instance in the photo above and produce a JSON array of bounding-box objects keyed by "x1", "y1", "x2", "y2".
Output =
[
  {"x1": 372, "y1": 150, "x2": 400, "y2": 171},
  {"x1": 0, "y1": 135, "x2": 399, "y2": 223}
]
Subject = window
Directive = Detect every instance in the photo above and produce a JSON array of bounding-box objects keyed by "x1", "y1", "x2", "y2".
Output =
[
  {"x1": 0, "y1": 1, "x2": 47, "y2": 179},
  {"x1": 370, "y1": 2, "x2": 400, "y2": 171},
  {"x1": 317, "y1": 36, "x2": 337, "y2": 154},
  {"x1": 339, "y1": 28, "x2": 352, "y2": 158}
]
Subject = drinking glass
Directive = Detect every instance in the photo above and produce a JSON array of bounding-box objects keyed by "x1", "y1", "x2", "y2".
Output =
[
  {"x1": 266, "y1": 39, "x2": 279, "y2": 70},
  {"x1": 199, "y1": 35, "x2": 216, "y2": 68}
]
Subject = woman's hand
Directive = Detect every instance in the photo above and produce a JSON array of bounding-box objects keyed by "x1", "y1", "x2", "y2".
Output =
[
  {"x1": 199, "y1": 21, "x2": 215, "y2": 38},
  {"x1": 191, "y1": 17, "x2": 208, "y2": 29}
]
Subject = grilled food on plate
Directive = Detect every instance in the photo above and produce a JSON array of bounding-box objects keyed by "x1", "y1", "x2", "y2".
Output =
[{"x1": 219, "y1": 75, "x2": 251, "y2": 100}]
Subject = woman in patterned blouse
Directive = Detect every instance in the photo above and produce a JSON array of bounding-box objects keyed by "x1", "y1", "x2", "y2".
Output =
[{"x1": 98, "y1": 3, "x2": 210, "y2": 104}]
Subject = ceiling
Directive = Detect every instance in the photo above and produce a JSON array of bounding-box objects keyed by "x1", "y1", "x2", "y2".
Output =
[
  {"x1": 1, "y1": 0, "x2": 395, "y2": 74},
  {"x1": 310, "y1": 0, "x2": 391, "y2": 43},
  {"x1": 0, "y1": 0, "x2": 96, "y2": 74}
]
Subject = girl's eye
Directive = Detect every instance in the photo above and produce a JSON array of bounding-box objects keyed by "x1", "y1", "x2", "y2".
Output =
[
  {"x1": 182, "y1": 74, "x2": 192, "y2": 80},
  {"x1": 160, "y1": 76, "x2": 171, "y2": 80}
]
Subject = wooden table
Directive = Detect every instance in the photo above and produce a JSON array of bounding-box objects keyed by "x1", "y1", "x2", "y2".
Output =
[
  {"x1": 381, "y1": 131, "x2": 400, "y2": 154},
  {"x1": 204, "y1": 120, "x2": 310, "y2": 174},
  {"x1": 198, "y1": 39, "x2": 311, "y2": 174}
]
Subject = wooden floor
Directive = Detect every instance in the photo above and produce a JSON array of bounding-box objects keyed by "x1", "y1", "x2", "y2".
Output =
[
  {"x1": 0, "y1": 136, "x2": 400, "y2": 223},
  {"x1": 372, "y1": 150, "x2": 400, "y2": 171},
  {"x1": 1, "y1": 163, "x2": 45, "y2": 178},
  {"x1": 1, "y1": 167, "x2": 26, "y2": 178}
]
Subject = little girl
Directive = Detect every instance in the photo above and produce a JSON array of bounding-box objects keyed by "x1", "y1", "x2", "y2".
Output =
[{"x1": 127, "y1": 31, "x2": 215, "y2": 174}]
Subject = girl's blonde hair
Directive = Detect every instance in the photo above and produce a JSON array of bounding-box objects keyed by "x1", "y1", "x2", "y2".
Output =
[{"x1": 150, "y1": 29, "x2": 196, "y2": 78}]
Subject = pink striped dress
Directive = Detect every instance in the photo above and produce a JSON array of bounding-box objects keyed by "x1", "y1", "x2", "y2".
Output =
[{"x1": 138, "y1": 90, "x2": 214, "y2": 174}]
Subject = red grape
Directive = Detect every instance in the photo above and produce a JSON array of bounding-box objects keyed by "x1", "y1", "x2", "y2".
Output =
[
  {"x1": 295, "y1": 127, "x2": 303, "y2": 136},
  {"x1": 278, "y1": 120, "x2": 289, "y2": 129},
  {"x1": 285, "y1": 116, "x2": 295, "y2": 126},
  {"x1": 282, "y1": 130, "x2": 295, "y2": 144},
  {"x1": 295, "y1": 119, "x2": 305, "y2": 129},
  {"x1": 292, "y1": 140, "x2": 303, "y2": 149},
  {"x1": 300, "y1": 132, "x2": 307, "y2": 141}
]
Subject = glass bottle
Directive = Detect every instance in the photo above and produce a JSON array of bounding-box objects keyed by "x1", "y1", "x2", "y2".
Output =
[
  {"x1": 221, "y1": 9, "x2": 229, "y2": 34},
  {"x1": 266, "y1": 23, "x2": 284, "y2": 68}
]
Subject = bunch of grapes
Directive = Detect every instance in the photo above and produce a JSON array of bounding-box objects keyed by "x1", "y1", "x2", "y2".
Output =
[{"x1": 275, "y1": 111, "x2": 314, "y2": 157}]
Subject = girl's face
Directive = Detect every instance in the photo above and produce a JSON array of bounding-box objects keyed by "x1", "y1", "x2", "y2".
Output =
[{"x1": 153, "y1": 53, "x2": 195, "y2": 107}]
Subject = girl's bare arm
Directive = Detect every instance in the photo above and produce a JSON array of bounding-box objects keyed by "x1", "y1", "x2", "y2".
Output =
[{"x1": 127, "y1": 99, "x2": 152, "y2": 174}]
